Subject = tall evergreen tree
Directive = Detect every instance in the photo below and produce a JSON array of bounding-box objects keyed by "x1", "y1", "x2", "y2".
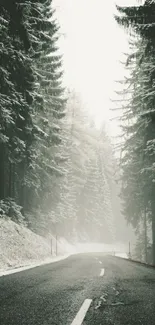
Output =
[
  {"x1": 115, "y1": 0, "x2": 155, "y2": 264},
  {"x1": 0, "y1": 0, "x2": 35, "y2": 220},
  {"x1": 0, "y1": 1, "x2": 66, "y2": 228},
  {"x1": 21, "y1": 0, "x2": 66, "y2": 230}
]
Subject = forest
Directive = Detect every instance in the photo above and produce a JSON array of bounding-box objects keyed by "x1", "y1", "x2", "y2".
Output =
[
  {"x1": 0, "y1": 0, "x2": 122, "y2": 245},
  {"x1": 115, "y1": 0, "x2": 155, "y2": 264},
  {"x1": 1, "y1": 0, "x2": 155, "y2": 265}
]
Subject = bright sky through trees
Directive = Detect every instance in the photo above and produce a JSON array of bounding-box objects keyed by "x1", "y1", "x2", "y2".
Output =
[{"x1": 53, "y1": 0, "x2": 139, "y2": 137}]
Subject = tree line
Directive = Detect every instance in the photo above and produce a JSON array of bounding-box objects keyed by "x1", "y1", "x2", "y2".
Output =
[
  {"x1": 0, "y1": 0, "x2": 120, "y2": 243},
  {"x1": 0, "y1": 0, "x2": 65, "y2": 222},
  {"x1": 115, "y1": 0, "x2": 155, "y2": 264}
]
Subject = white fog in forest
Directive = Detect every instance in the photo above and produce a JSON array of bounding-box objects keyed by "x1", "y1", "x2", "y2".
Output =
[
  {"x1": 50, "y1": 0, "x2": 139, "y2": 253},
  {"x1": 1, "y1": 2, "x2": 155, "y2": 322},
  {"x1": 1, "y1": 0, "x2": 154, "y2": 273}
]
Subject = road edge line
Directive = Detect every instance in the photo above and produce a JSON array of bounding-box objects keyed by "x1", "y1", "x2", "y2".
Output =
[
  {"x1": 113, "y1": 255, "x2": 155, "y2": 269},
  {"x1": 0, "y1": 254, "x2": 71, "y2": 277}
]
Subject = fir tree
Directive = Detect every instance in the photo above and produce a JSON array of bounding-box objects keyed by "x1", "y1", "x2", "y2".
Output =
[
  {"x1": 0, "y1": 0, "x2": 35, "y2": 220},
  {"x1": 115, "y1": 0, "x2": 155, "y2": 264}
]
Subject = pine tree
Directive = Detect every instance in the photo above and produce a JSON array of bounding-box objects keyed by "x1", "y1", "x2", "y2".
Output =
[
  {"x1": 22, "y1": 0, "x2": 66, "y2": 231},
  {"x1": 0, "y1": 1, "x2": 66, "y2": 230},
  {"x1": 0, "y1": 0, "x2": 35, "y2": 221},
  {"x1": 115, "y1": 0, "x2": 155, "y2": 264}
]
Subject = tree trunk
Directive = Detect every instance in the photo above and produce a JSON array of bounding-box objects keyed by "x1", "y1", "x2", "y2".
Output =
[
  {"x1": 151, "y1": 200, "x2": 155, "y2": 265},
  {"x1": 0, "y1": 144, "x2": 5, "y2": 200},
  {"x1": 144, "y1": 207, "x2": 148, "y2": 263},
  {"x1": 19, "y1": 162, "x2": 26, "y2": 214},
  {"x1": 8, "y1": 162, "x2": 12, "y2": 198},
  {"x1": 152, "y1": 213, "x2": 155, "y2": 266}
]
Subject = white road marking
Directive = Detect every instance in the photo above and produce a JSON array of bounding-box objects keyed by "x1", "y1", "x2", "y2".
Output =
[
  {"x1": 99, "y1": 261, "x2": 102, "y2": 264},
  {"x1": 70, "y1": 299, "x2": 92, "y2": 325},
  {"x1": 100, "y1": 268, "x2": 105, "y2": 276}
]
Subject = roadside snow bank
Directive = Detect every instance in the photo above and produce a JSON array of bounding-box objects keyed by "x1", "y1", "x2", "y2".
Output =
[
  {"x1": 0, "y1": 255, "x2": 70, "y2": 277},
  {"x1": 0, "y1": 218, "x2": 74, "y2": 273}
]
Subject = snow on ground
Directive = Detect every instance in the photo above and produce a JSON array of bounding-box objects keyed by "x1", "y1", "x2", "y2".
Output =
[
  {"x1": 0, "y1": 218, "x2": 129, "y2": 276},
  {"x1": 0, "y1": 218, "x2": 75, "y2": 275}
]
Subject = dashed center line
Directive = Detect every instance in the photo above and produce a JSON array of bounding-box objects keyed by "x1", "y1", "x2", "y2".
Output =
[
  {"x1": 99, "y1": 261, "x2": 102, "y2": 265},
  {"x1": 100, "y1": 268, "x2": 105, "y2": 276},
  {"x1": 70, "y1": 299, "x2": 92, "y2": 325}
]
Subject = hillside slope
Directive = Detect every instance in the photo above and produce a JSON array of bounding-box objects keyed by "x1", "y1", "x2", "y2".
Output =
[{"x1": 0, "y1": 218, "x2": 74, "y2": 271}]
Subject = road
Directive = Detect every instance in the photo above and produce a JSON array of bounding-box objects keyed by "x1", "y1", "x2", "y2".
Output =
[{"x1": 0, "y1": 253, "x2": 155, "y2": 325}]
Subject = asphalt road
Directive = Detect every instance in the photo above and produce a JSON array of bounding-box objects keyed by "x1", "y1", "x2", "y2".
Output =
[{"x1": 0, "y1": 253, "x2": 155, "y2": 325}]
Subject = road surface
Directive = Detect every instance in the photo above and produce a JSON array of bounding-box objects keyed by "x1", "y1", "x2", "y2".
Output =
[{"x1": 0, "y1": 253, "x2": 155, "y2": 325}]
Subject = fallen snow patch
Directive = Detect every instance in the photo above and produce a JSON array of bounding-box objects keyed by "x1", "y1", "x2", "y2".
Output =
[{"x1": 0, "y1": 218, "x2": 74, "y2": 275}]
